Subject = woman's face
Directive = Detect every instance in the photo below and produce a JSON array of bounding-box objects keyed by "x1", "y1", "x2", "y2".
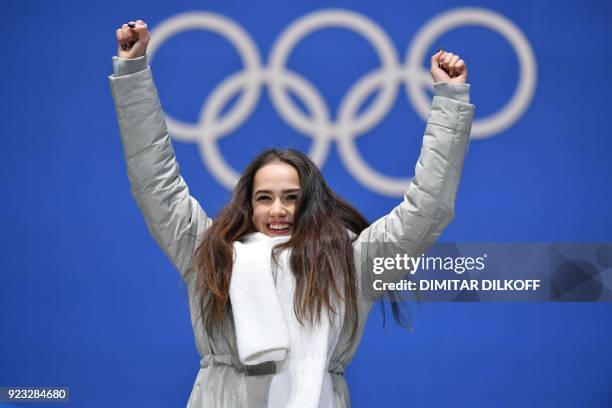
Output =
[{"x1": 251, "y1": 162, "x2": 301, "y2": 236}]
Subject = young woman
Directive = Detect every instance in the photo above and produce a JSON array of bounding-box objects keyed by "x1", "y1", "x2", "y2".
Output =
[{"x1": 110, "y1": 19, "x2": 474, "y2": 408}]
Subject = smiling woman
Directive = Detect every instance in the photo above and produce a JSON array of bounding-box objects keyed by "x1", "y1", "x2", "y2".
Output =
[
  {"x1": 251, "y1": 161, "x2": 301, "y2": 236},
  {"x1": 193, "y1": 148, "x2": 369, "y2": 346},
  {"x1": 110, "y1": 18, "x2": 474, "y2": 408}
]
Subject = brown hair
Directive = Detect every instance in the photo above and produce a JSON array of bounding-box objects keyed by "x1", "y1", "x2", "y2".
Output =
[{"x1": 193, "y1": 149, "x2": 369, "y2": 336}]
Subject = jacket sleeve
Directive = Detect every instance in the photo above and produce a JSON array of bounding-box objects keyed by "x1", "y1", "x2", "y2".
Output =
[
  {"x1": 108, "y1": 55, "x2": 211, "y2": 279},
  {"x1": 354, "y1": 82, "x2": 475, "y2": 299}
]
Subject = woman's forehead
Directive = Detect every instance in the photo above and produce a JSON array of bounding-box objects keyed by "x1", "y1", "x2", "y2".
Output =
[{"x1": 253, "y1": 162, "x2": 300, "y2": 191}]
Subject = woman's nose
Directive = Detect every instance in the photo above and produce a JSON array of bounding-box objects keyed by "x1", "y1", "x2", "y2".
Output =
[{"x1": 270, "y1": 199, "x2": 287, "y2": 216}]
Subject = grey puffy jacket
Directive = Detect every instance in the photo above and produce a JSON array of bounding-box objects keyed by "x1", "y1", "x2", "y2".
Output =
[{"x1": 109, "y1": 55, "x2": 475, "y2": 407}]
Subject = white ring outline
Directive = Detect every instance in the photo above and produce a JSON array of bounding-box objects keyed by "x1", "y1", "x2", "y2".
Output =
[{"x1": 405, "y1": 7, "x2": 537, "y2": 139}]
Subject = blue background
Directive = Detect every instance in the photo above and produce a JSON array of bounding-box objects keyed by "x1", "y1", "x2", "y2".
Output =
[{"x1": 1, "y1": 0, "x2": 611, "y2": 407}]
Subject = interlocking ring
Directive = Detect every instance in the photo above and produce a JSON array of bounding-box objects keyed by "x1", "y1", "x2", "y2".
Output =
[{"x1": 146, "y1": 8, "x2": 537, "y2": 196}]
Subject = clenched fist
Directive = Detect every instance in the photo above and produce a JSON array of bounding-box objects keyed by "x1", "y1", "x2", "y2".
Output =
[
  {"x1": 430, "y1": 49, "x2": 468, "y2": 84},
  {"x1": 116, "y1": 20, "x2": 150, "y2": 59}
]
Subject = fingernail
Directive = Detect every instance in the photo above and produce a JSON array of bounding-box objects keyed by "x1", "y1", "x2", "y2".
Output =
[{"x1": 128, "y1": 22, "x2": 136, "y2": 28}]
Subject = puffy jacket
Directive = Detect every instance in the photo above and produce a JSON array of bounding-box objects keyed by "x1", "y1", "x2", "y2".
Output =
[{"x1": 108, "y1": 55, "x2": 475, "y2": 407}]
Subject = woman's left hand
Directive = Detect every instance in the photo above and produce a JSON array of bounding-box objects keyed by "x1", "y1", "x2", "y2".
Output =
[{"x1": 430, "y1": 50, "x2": 468, "y2": 84}]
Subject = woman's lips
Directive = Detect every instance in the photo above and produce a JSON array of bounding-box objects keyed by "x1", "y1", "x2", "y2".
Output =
[{"x1": 267, "y1": 222, "x2": 292, "y2": 235}]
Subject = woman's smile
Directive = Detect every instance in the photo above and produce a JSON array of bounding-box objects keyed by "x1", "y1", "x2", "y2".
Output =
[{"x1": 266, "y1": 221, "x2": 293, "y2": 235}]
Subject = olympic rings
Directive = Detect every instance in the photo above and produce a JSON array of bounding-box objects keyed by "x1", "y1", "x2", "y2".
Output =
[{"x1": 146, "y1": 8, "x2": 537, "y2": 196}]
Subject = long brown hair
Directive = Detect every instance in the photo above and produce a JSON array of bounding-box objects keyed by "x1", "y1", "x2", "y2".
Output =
[{"x1": 193, "y1": 149, "x2": 369, "y2": 336}]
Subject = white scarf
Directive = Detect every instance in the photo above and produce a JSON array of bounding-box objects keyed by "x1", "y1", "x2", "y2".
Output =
[{"x1": 230, "y1": 232, "x2": 331, "y2": 408}]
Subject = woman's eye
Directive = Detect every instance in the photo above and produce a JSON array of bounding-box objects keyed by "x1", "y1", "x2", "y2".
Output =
[
  {"x1": 256, "y1": 196, "x2": 271, "y2": 201},
  {"x1": 286, "y1": 194, "x2": 299, "y2": 201}
]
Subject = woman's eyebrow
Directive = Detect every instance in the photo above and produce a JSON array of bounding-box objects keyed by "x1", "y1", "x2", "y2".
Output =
[{"x1": 254, "y1": 188, "x2": 301, "y2": 195}]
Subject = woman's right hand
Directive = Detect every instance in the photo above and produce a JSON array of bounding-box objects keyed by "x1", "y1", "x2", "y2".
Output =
[{"x1": 116, "y1": 20, "x2": 150, "y2": 59}]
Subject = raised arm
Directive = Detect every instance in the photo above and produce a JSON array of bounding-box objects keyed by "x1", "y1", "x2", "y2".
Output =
[
  {"x1": 355, "y1": 50, "x2": 475, "y2": 297},
  {"x1": 108, "y1": 20, "x2": 211, "y2": 279}
]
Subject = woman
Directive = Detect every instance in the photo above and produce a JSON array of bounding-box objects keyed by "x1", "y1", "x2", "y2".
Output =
[{"x1": 110, "y1": 19, "x2": 474, "y2": 408}]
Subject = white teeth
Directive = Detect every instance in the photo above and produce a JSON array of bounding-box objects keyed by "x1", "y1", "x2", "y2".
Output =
[{"x1": 269, "y1": 224, "x2": 289, "y2": 230}]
